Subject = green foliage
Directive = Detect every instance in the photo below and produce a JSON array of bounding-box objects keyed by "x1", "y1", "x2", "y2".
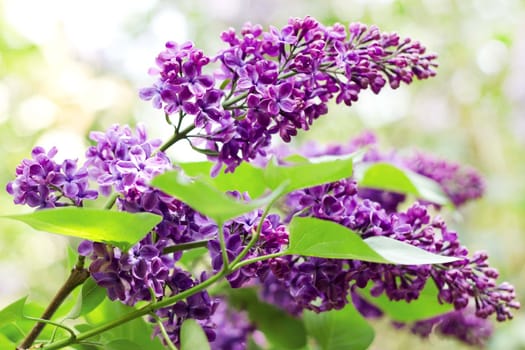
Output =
[
  {"x1": 225, "y1": 288, "x2": 307, "y2": 349},
  {"x1": 151, "y1": 170, "x2": 285, "y2": 223},
  {"x1": 68, "y1": 277, "x2": 107, "y2": 319},
  {"x1": 264, "y1": 155, "x2": 354, "y2": 193},
  {"x1": 180, "y1": 319, "x2": 211, "y2": 350},
  {"x1": 356, "y1": 162, "x2": 450, "y2": 205},
  {"x1": 287, "y1": 217, "x2": 459, "y2": 265},
  {"x1": 2, "y1": 207, "x2": 162, "y2": 250},
  {"x1": 359, "y1": 281, "x2": 453, "y2": 322},
  {"x1": 0, "y1": 296, "x2": 27, "y2": 327},
  {"x1": 303, "y1": 304, "x2": 375, "y2": 350}
]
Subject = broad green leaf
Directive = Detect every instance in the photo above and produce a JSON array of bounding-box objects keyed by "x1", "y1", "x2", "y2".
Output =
[
  {"x1": 68, "y1": 277, "x2": 107, "y2": 319},
  {"x1": 179, "y1": 161, "x2": 267, "y2": 198},
  {"x1": 106, "y1": 339, "x2": 144, "y2": 350},
  {"x1": 265, "y1": 155, "x2": 354, "y2": 193},
  {"x1": 358, "y1": 280, "x2": 453, "y2": 322},
  {"x1": 356, "y1": 162, "x2": 450, "y2": 205},
  {"x1": 151, "y1": 171, "x2": 286, "y2": 223},
  {"x1": 226, "y1": 288, "x2": 307, "y2": 349},
  {"x1": 2, "y1": 208, "x2": 162, "y2": 250},
  {"x1": 286, "y1": 217, "x2": 388, "y2": 263},
  {"x1": 84, "y1": 298, "x2": 164, "y2": 350},
  {"x1": 0, "y1": 333, "x2": 15, "y2": 348},
  {"x1": 364, "y1": 236, "x2": 460, "y2": 265},
  {"x1": 0, "y1": 296, "x2": 27, "y2": 327},
  {"x1": 180, "y1": 319, "x2": 211, "y2": 350},
  {"x1": 303, "y1": 304, "x2": 374, "y2": 350},
  {"x1": 287, "y1": 217, "x2": 459, "y2": 265},
  {"x1": 178, "y1": 247, "x2": 209, "y2": 269}
]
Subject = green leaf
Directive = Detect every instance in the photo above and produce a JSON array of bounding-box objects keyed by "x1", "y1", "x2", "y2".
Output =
[
  {"x1": 303, "y1": 304, "x2": 374, "y2": 350},
  {"x1": 358, "y1": 280, "x2": 453, "y2": 322},
  {"x1": 84, "y1": 298, "x2": 165, "y2": 350},
  {"x1": 105, "y1": 339, "x2": 145, "y2": 350},
  {"x1": 287, "y1": 217, "x2": 459, "y2": 265},
  {"x1": 0, "y1": 296, "x2": 27, "y2": 327},
  {"x1": 178, "y1": 247, "x2": 209, "y2": 269},
  {"x1": 151, "y1": 171, "x2": 286, "y2": 223},
  {"x1": 180, "y1": 319, "x2": 211, "y2": 350},
  {"x1": 265, "y1": 155, "x2": 354, "y2": 193},
  {"x1": 2, "y1": 207, "x2": 162, "y2": 250},
  {"x1": 179, "y1": 161, "x2": 267, "y2": 198},
  {"x1": 68, "y1": 277, "x2": 107, "y2": 319},
  {"x1": 226, "y1": 288, "x2": 307, "y2": 349},
  {"x1": 356, "y1": 162, "x2": 450, "y2": 205},
  {"x1": 0, "y1": 333, "x2": 16, "y2": 348},
  {"x1": 286, "y1": 217, "x2": 388, "y2": 263},
  {"x1": 363, "y1": 236, "x2": 460, "y2": 265}
]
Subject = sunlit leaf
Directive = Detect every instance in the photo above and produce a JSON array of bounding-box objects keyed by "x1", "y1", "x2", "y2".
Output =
[
  {"x1": 151, "y1": 171, "x2": 286, "y2": 223},
  {"x1": 286, "y1": 217, "x2": 388, "y2": 262},
  {"x1": 68, "y1": 277, "x2": 107, "y2": 319},
  {"x1": 179, "y1": 161, "x2": 267, "y2": 198},
  {"x1": 303, "y1": 304, "x2": 374, "y2": 350},
  {"x1": 364, "y1": 236, "x2": 460, "y2": 265},
  {"x1": 2, "y1": 208, "x2": 162, "y2": 250},
  {"x1": 356, "y1": 162, "x2": 450, "y2": 205},
  {"x1": 287, "y1": 217, "x2": 459, "y2": 265},
  {"x1": 0, "y1": 296, "x2": 27, "y2": 327},
  {"x1": 180, "y1": 319, "x2": 211, "y2": 350},
  {"x1": 358, "y1": 280, "x2": 453, "y2": 322},
  {"x1": 265, "y1": 155, "x2": 354, "y2": 193}
]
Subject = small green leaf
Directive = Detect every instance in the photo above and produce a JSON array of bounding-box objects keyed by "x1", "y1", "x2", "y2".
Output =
[
  {"x1": 179, "y1": 161, "x2": 267, "y2": 198},
  {"x1": 265, "y1": 155, "x2": 354, "y2": 193},
  {"x1": 105, "y1": 339, "x2": 144, "y2": 350},
  {"x1": 68, "y1": 277, "x2": 107, "y2": 319},
  {"x1": 287, "y1": 217, "x2": 459, "y2": 265},
  {"x1": 151, "y1": 171, "x2": 286, "y2": 223},
  {"x1": 356, "y1": 162, "x2": 450, "y2": 205},
  {"x1": 286, "y1": 217, "x2": 388, "y2": 263},
  {"x1": 364, "y1": 236, "x2": 460, "y2": 265},
  {"x1": 180, "y1": 319, "x2": 211, "y2": 350},
  {"x1": 303, "y1": 304, "x2": 374, "y2": 350},
  {"x1": 2, "y1": 208, "x2": 162, "y2": 250},
  {"x1": 358, "y1": 280, "x2": 453, "y2": 322},
  {"x1": 178, "y1": 247, "x2": 209, "y2": 269},
  {"x1": 0, "y1": 296, "x2": 27, "y2": 327},
  {"x1": 226, "y1": 288, "x2": 307, "y2": 349}
]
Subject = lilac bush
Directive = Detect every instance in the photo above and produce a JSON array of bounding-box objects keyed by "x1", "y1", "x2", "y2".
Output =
[{"x1": 3, "y1": 16, "x2": 519, "y2": 350}]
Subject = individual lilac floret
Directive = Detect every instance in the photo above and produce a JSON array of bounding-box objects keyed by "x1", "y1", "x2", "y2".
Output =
[
  {"x1": 6, "y1": 146, "x2": 98, "y2": 208},
  {"x1": 410, "y1": 309, "x2": 493, "y2": 346},
  {"x1": 85, "y1": 123, "x2": 171, "y2": 200}
]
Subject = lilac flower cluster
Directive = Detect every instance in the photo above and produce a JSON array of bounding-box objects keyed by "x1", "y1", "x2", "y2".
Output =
[
  {"x1": 410, "y1": 309, "x2": 494, "y2": 346},
  {"x1": 6, "y1": 146, "x2": 98, "y2": 208},
  {"x1": 140, "y1": 16, "x2": 437, "y2": 173}
]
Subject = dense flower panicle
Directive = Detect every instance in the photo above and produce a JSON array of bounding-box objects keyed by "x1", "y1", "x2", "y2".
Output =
[
  {"x1": 140, "y1": 16, "x2": 437, "y2": 173},
  {"x1": 410, "y1": 309, "x2": 494, "y2": 346},
  {"x1": 85, "y1": 124, "x2": 171, "y2": 200},
  {"x1": 6, "y1": 146, "x2": 98, "y2": 208},
  {"x1": 277, "y1": 178, "x2": 520, "y2": 321},
  {"x1": 403, "y1": 152, "x2": 485, "y2": 207}
]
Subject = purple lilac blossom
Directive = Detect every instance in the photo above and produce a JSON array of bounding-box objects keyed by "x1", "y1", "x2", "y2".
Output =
[
  {"x1": 410, "y1": 309, "x2": 494, "y2": 346},
  {"x1": 209, "y1": 299, "x2": 256, "y2": 350},
  {"x1": 6, "y1": 146, "x2": 98, "y2": 208},
  {"x1": 140, "y1": 16, "x2": 438, "y2": 173}
]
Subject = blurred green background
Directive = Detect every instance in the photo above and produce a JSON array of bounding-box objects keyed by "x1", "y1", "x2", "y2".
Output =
[{"x1": 1, "y1": 0, "x2": 524, "y2": 349}]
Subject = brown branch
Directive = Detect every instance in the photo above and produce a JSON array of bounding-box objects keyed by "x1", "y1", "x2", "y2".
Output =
[{"x1": 17, "y1": 256, "x2": 90, "y2": 350}]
